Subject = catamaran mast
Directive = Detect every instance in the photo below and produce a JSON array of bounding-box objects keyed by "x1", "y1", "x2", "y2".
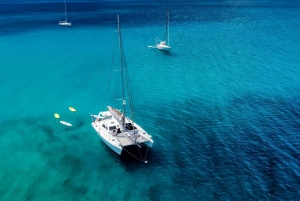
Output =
[
  {"x1": 117, "y1": 15, "x2": 127, "y2": 129},
  {"x1": 117, "y1": 15, "x2": 135, "y2": 129}
]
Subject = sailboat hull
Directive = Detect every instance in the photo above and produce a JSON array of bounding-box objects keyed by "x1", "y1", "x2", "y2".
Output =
[
  {"x1": 156, "y1": 44, "x2": 171, "y2": 51},
  {"x1": 59, "y1": 21, "x2": 72, "y2": 26}
]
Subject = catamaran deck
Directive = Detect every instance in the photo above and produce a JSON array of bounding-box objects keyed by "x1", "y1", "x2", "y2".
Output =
[
  {"x1": 92, "y1": 111, "x2": 153, "y2": 148},
  {"x1": 115, "y1": 133, "x2": 133, "y2": 146}
]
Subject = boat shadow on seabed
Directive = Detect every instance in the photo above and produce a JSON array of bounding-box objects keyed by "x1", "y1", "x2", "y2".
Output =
[{"x1": 106, "y1": 143, "x2": 153, "y2": 165}]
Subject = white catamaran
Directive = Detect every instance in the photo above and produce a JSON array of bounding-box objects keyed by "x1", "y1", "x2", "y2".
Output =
[
  {"x1": 59, "y1": 0, "x2": 71, "y2": 27},
  {"x1": 156, "y1": 9, "x2": 171, "y2": 51},
  {"x1": 91, "y1": 15, "x2": 154, "y2": 163}
]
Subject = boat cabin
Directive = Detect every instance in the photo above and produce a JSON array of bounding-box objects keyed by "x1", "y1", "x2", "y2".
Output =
[{"x1": 125, "y1": 123, "x2": 137, "y2": 130}]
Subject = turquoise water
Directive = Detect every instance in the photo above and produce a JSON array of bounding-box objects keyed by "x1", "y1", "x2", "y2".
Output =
[{"x1": 1, "y1": 1, "x2": 300, "y2": 200}]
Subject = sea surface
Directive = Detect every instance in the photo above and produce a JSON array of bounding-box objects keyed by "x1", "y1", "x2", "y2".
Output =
[{"x1": 0, "y1": 0, "x2": 300, "y2": 200}]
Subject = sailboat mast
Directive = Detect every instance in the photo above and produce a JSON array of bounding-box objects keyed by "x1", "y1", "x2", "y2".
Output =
[
  {"x1": 117, "y1": 15, "x2": 126, "y2": 127},
  {"x1": 64, "y1": 0, "x2": 67, "y2": 22},
  {"x1": 166, "y1": 9, "x2": 170, "y2": 46},
  {"x1": 64, "y1": 0, "x2": 68, "y2": 22},
  {"x1": 167, "y1": 9, "x2": 169, "y2": 46}
]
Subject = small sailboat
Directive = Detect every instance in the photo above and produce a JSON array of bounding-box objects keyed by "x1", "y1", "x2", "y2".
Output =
[
  {"x1": 59, "y1": 0, "x2": 71, "y2": 27},
  {"x1": 156, "y1": 9, "x2": 171, "y2": 51},
  {"x1": 91, "y1": 15, "x2": 154, "y2": 163}
]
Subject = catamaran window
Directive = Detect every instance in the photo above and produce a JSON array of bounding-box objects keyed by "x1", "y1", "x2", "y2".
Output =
[
  {"x1": 109, "y1": 126, "x2": 117, "y2": 131},
  {"x1": 105, "y1": 116, "x2": 112, "y2": 120},
  {"x1": 102, "y1": 124, "x2": 106, "y2": 129}
]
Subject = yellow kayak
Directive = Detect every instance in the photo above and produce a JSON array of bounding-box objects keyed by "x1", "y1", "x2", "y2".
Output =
[
  {"x1": 69, "y1": 107, "x2": 76, "y2": 112},
  {"x1": 54, "y1": 113, "x2": 60, "y2": 118}
]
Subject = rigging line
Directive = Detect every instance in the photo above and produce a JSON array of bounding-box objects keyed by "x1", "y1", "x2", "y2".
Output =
[
  {"x1": 120, "y1": 45, "x2": 135, "y2": 123},
  {"x1": 144, "y1": 145, "x2": 150, "y2": 161},
  {"x1": 112, "y1": 79, "x2": 119, "y2": 102},
  {"x1": 136, "y1": 143, "x2": 146, "y2": 162},
  {"x1": 123, "y1": 59, "x2": 135, "y2": 121},
  {"x1": 102, "y1": 30, "x2": 117, "y2": 109}
]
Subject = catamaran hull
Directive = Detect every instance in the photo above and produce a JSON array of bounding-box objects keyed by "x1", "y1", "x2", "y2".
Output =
[
  {"x1": 92, "y1": 125, "x2": 153, "y2": 155},
  {"x1": 144, "y1": 140, "x2": 153, "y2": 148},
  {"x1": 93, "y1": 128, "x2": 153, "y2": 155},
  {"x1": 92, "y1": 126, "x2": 122, "y2": 155}
]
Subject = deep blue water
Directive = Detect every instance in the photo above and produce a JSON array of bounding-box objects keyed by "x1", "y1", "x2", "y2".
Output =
[{"x1": 0, "y1": 0, "x2": 300, "y2": 200}]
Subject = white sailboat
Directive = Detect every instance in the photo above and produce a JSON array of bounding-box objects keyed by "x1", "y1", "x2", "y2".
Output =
[
  {"x1": 59, "y1": 0, "x2": 71, "y2": 27},
  {"x1": 91, "y1": 15, "x2": 154, "y2": 163},
  {"x1": 156, "y1": 9, "x2": 171, "y2": 51}
]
